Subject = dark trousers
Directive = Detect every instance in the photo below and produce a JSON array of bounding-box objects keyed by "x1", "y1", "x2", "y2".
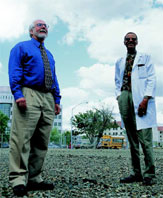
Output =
[{"x1": 118, "y1": 90, "x2": 155, "y2": 178}]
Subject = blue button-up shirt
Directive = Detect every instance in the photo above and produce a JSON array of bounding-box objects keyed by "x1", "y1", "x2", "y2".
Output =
[{"x1": 8, "y1": 38, "x2": 61, "y2": 104}]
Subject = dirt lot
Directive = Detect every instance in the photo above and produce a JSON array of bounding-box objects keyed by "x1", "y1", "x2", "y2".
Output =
[{"x1": 0, "y1": 148, "x2": 163, "y2": 198}]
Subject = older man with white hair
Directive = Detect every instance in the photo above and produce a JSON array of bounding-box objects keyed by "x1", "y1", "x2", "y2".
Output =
[{"x1": 8, "y1": 19, "x2": 61, "y2": 197}]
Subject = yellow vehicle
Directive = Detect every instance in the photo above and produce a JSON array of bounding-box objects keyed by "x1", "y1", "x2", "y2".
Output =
[{"x1": 101, "y1": 135, "x2": 124, "y2": 149}]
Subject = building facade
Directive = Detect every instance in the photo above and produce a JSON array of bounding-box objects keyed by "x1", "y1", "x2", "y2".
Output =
[
  {"x1": 153, "y1": 126, "x2": 163, "y2": 147},
  {"x1": 0, "y1": 86, "x2": 13, "y2": 129},
  {"x1": 53, "y1": 105, "x2": 62, "y2": 133}
]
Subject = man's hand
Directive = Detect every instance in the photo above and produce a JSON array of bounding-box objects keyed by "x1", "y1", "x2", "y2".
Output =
[
  {"x1": 16, "y1": 97, "x2": 27, "y2": 110},
  {"x1": 55, "y1": 104, "x2": 61, "y2": 115},
  {"x1": 138, "y1": 98, "x2": 148, "y2": 117}
]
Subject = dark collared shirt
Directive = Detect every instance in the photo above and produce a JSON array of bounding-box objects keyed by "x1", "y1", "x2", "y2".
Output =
[
  {"x1": 121, "y1": 53, "x2": 136, "y2": 92},
  {"x1": 8, "y1": 38, "x2": 61, "y2": 104}
]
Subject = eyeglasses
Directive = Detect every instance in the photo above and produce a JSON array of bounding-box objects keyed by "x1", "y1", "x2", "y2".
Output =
[
  {"x1": 125, "y1": 37, "x2": 137, "y2": 42},
  {"x1": 35, "y1": 23, "x2": 49, "y2": 28}
]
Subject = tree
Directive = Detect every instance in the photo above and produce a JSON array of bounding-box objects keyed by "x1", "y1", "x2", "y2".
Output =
[
  {"x1": 63, "y1": 131, "x2": 71, "y2": 145},
  {"x1": 50, "y1": 127, "x2": 61, "y2": 144},
  {"x1": 72, "y1": 107, "x2": 118, "y2": 148},
  {"x1": 0, "y1": 111, "x2": 9, "y2": 144}
]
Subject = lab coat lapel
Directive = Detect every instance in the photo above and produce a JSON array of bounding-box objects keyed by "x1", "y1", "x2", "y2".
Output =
[{"x1": 121, "y1": 54, "x2": 127, "y2": 72}]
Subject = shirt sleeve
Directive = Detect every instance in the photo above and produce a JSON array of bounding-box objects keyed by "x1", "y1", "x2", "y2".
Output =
[
  {"x1": 53, "y1": 73, "x2": 61, "y2": 104},
  {"x1": 8, "y1": 44, "x2": 24, "y2": 101}
]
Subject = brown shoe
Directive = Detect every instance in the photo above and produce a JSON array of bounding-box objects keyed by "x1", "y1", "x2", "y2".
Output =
[
  {"x1": 27, "y1": 181, "x2": 54, "y2": 191},
  {"x1": 120, "y1": 175, "x2": 143, "y2": 183},
  {"x1": 13, "y1": 185, "x2": 28, "y2": 197}
]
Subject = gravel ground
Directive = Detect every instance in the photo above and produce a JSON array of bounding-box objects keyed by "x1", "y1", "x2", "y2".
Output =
[{"x1": 0, "y1": 148, "x2": 163, "y2": 198}]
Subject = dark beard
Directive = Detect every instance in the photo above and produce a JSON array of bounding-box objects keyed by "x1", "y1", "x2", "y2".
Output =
[{"x1": 127, "y1": 47, "x2": 136, "y2": 54}]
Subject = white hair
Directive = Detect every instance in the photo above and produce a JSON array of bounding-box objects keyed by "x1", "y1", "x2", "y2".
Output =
[{"x1": 29, "y1": 21, "x2": 35, "y2": 38}]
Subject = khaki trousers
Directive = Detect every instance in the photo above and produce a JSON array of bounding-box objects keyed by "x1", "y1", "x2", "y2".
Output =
[
  {"x1": 9, "y1": 87, "x2": 55, "y2": 187},
  {"x1": 118, "y1": 90, "x2": 155, "y2": 178}
]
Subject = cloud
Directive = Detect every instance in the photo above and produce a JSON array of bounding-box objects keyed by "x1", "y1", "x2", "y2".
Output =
[
  {"x1": 156, "y1": 0, "x2": 163, "y2": 4},
  {"x1": 61, "y1": 87, "x2": 89, "y2": 103},
  {"x1": 155, "y1": 66, "x2": 163, "y2": 96},
  {"x1": 62, "y1": 63, "x2": 116, "y2": 104},
  {"x1": 156, "y1": 97, "x2": 163, "y2": 124},
  {"x1": 0, "y1": 0, "x2": 58, "y2": 41},
  {"x1": 0, "y1": 62, "x2": 2, "y2": 71},
  {"x1": 85, "y1": 10, "x2": 163, "y2": 65},
  {"x1": 50, "y1": 0, "x2": 163, "y2": 69},
  {"x1": 78, "y1": 63, "x2": 114, "y2": 92},
  {"x1": 0, "y1": 0, "x2": 27, "y2": 40}
]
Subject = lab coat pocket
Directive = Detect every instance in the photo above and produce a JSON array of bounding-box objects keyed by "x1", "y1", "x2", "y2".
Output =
[{"x1": 138, "y1": 65, "x2": 147, "y2": 79}]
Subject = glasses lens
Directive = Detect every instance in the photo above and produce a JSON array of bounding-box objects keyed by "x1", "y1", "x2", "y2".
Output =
[
  {"x1": 36, "y1": 23, "x2": 49, "y2": 28},
  {"x1": 125, "y1": 37, "x2": 137, "y2": 42}
]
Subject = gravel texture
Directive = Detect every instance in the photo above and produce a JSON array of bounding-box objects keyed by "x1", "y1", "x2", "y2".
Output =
[{"x1": 0, "y1": 148, "x2": 163, "y2": 198}]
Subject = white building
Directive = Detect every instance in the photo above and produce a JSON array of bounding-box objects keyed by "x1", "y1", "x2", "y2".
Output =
[
  {"x1": 53, "y1": 105, "x2": 62, "y2": 133},
  {"x1": 104, "y1": 121, "x2": 125, "y2": 136},
  {"x1": 0, "y1": 86, "x2": 13, "y2": 128},
  {"x1": 153, "y1": 126, "x2": 163, "y2": 147}
]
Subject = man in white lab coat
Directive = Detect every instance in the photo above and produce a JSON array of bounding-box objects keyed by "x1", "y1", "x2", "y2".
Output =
[{"x1": 115, "y1": 32, "x2": 157, "y2": 186}]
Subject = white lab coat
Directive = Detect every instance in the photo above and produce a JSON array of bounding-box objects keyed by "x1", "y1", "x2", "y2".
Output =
[{"x1": 115, "y1": 52, "x2": 157, "y2": 130}]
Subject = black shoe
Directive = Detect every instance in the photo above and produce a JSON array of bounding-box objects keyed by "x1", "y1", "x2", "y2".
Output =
[
  {"x1": 27, "y1": 181, "x2": 54, "y2": 191},
  {"x1": 143, "y1": 177, "x2": 156, "y2": 186},
  {"x1": 120, "y1": 175, "x2": 143, "y2": 183},
  {"x1": 13, "y1": 185, "x2": 27, "y2": 197}
]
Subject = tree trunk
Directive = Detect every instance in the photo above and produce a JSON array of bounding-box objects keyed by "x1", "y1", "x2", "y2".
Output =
[{"x1": 95, "y1": 131, "x2": 103, "y2": 148}]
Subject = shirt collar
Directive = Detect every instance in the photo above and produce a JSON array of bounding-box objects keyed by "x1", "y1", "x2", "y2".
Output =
[{"x1": 31, "y1": 38, "x2": 45, "y2": 48}]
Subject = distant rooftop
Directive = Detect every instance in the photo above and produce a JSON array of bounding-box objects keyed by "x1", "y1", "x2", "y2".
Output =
[{"x1": 158, "y1": 126, "x2": 163, "y2": 131}]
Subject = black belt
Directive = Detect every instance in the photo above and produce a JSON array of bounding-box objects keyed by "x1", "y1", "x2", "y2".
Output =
[
  {"x1": 121, "y1": 87, "x2": 131, "y2": 92},
  {"x1": 24, "y1": 86, "x2": 54, "y2": 93}
]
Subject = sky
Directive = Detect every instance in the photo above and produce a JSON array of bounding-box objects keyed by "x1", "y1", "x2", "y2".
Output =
[{"x1": 0, "y1": 0, "x2": 163, "y2": 130}]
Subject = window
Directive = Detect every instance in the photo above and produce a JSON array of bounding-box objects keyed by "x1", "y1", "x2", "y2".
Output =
[{"x1": 0, "y1": 103, "x2": 12, "y2": 118}]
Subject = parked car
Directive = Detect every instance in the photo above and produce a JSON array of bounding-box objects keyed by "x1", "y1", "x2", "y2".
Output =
[
  {"x1": 73, "y1": 141, "x2": 82, "y2": 149},
  {"x1": 60, "y1": 145, "x2": 67, "y2": 149},
  {"x1": 80, "y1": 142, "x2": 94, "y2": 149},
  {"x1": 1, "y1": 143, "x2": 9, "y2": 148},
  {"x1": 48, "y1": 143, "x2": 60, "y2": 148},
  {"x1": 97, "y1": 142, "x2": 102, "y2": 149}
]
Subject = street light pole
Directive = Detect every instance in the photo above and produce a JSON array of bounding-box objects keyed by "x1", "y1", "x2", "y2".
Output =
[{"x1": 70, "y1": 101, "x2": 88, "y2": 149}]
